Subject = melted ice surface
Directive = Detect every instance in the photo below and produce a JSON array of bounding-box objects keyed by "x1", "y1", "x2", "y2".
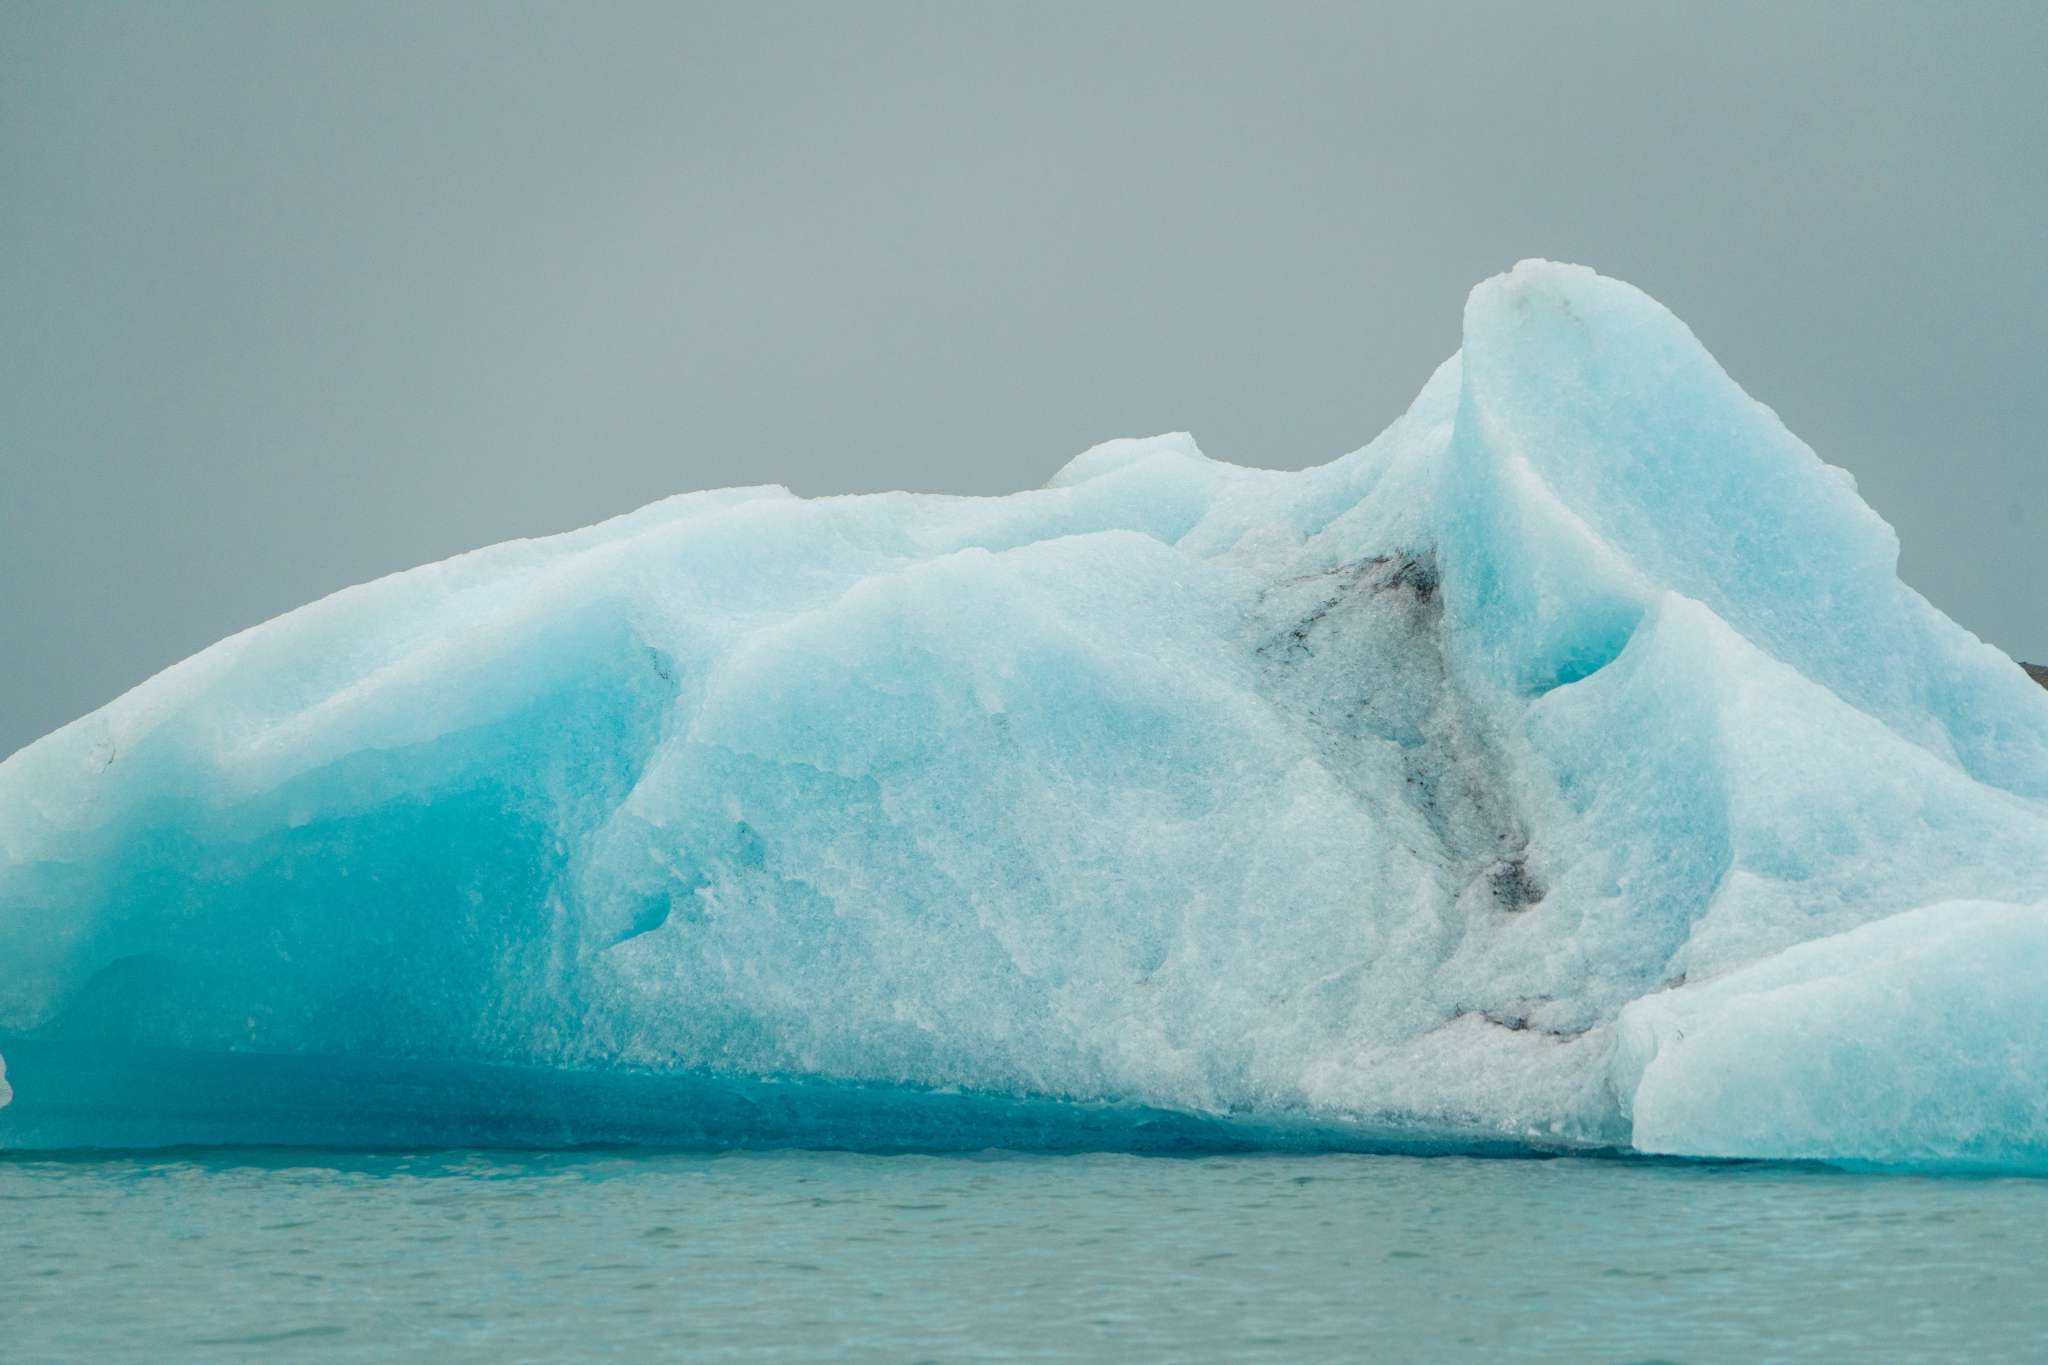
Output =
[{"x1": 5, "y1": 261, "x2": 2046, "y2": 1168}]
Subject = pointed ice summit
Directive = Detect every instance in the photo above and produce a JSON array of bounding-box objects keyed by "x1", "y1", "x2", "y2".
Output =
[{"x1": 5, "y1": 261, "x2": 2047, "y2": 1169}]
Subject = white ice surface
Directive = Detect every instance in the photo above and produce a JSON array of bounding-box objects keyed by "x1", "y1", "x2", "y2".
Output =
[
  {"x1": 4, "y1": 261, "x2": 2046, "y2": 1166},
  {"x1": 1615, "y1": 902, "x2": 2048, "y2": 1170}
]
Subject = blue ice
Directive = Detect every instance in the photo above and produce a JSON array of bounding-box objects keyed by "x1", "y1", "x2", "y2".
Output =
[{"x1": 4, "y1": 261, "x2": 2046, "y2": 1169}]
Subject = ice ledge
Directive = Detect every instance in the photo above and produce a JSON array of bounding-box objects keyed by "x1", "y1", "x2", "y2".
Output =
[{"x1": 1614, "y1": 901, "x2": 2048, "y2": 1174}]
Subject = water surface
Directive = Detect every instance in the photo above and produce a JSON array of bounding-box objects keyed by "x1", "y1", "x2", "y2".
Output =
[{"x1": 4, "y1": 1149, "x2": 2043, "y2": 1363}]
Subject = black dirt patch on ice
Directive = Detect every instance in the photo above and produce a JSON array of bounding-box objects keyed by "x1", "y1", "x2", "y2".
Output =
[{"x1": 1491, "y1": 858, "x2": 1544, "y2": 910}]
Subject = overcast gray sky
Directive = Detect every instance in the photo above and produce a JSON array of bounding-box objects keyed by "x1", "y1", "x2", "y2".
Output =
[{"x1": 4, "y1": 1, "x2": 2044, "y2": 758}]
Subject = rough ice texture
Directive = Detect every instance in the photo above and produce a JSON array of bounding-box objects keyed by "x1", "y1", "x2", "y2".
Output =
[
  {"x1": 1615, "y1": 903, "x2": 2048, "y2": 1170},
  {"x1": 4, "y1": 261, "x2": 2046, "y2": 1168}
]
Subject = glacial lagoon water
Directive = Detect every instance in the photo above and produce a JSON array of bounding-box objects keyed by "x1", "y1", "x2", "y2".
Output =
[{"x1": 5, "y1": 1149, "x2": 2045, "y2": 1364}]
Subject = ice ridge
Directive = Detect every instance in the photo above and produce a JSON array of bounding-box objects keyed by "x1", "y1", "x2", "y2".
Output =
[{"x1": 4, "y1": 260, "x2": 2046, "y2": 1170}]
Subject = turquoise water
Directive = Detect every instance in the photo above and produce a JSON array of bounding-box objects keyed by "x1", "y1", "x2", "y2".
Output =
[{"x1": 4, "y1": 1149, "x2": 2044, "y2": 1363}]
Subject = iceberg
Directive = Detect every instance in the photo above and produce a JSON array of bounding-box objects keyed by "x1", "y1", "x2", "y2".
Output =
[{"x1": 5, "y1": 260, "x2": 2046, "y2": 1169}]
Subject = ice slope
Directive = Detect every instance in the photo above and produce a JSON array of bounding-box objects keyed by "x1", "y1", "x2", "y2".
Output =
[{"x1": 4, "y1": 261, "x2": 2046, "y2": 1168}]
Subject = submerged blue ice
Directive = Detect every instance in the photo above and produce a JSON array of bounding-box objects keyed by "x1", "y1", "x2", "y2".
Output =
[{"x1": 5, "y1": 261, "x2": 2046, "y2": 1169}]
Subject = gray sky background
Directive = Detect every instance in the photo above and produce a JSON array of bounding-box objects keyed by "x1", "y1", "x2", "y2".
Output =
[{"x1": 4, "y1": 1, "x2": 2044, "y2": 759}]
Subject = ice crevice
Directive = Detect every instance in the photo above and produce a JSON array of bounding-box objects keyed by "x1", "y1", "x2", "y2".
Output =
[{"x1": 4, "y1": 260, "x2": 2048, "y2": 1170}]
